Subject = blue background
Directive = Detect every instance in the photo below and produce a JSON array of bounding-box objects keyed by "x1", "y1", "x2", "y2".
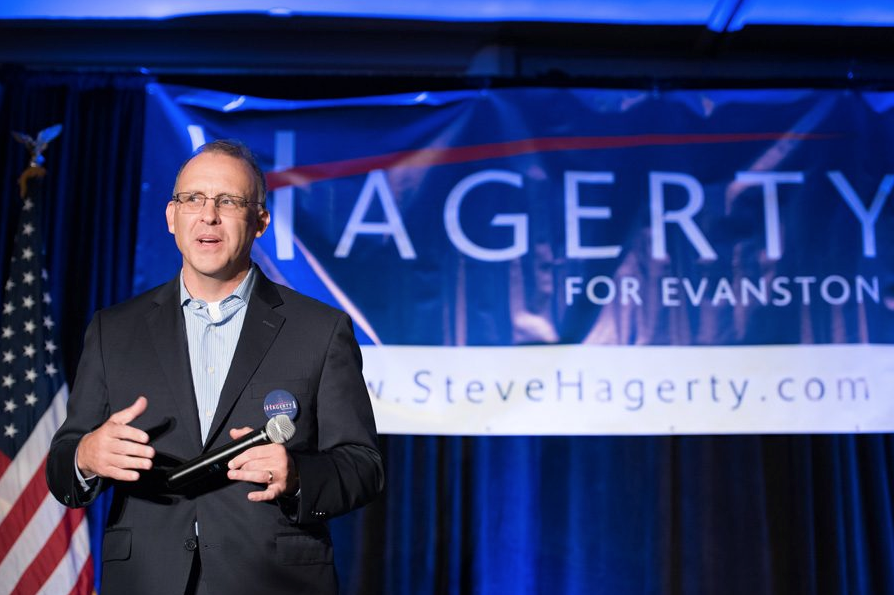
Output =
[{"x1": 138, "y1": 85, "x2": 894, "y2": 348}]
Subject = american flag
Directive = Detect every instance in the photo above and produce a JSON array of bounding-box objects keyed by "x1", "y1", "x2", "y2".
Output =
[{"x1": 0, "y1": 166, "x2": 94, "y2": 594}]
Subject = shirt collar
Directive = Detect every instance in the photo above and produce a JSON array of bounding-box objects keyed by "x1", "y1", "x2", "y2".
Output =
[{"x1": 179, "y1": 264, "x2": 257, "y2": 308}]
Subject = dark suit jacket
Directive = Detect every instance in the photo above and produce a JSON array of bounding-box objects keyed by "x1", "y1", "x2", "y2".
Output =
[{"x1": 47, "y1": 271, "x2": 383, "y2": 595}]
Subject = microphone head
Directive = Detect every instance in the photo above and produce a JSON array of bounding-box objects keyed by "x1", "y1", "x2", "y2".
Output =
[{"x1": 265, "y1": 414, "x2": 296, "y2": 444}]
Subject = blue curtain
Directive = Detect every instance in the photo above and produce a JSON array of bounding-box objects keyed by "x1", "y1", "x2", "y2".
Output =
[
  {"x1": 368, "y1": 434, "x2": 894, "y2": 594},
  {"x1": 2, "y1": 70, "x2": 892, "y2": 594}
]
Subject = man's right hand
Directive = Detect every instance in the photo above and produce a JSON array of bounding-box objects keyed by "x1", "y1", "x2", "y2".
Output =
[{"x1": 76, "y1": 396, "x2": 155, "y2": 481}]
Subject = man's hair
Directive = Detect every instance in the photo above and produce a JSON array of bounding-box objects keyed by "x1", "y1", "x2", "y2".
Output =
[{"x1": 173, "y1": 139, "x2": 268, "y2": 206}]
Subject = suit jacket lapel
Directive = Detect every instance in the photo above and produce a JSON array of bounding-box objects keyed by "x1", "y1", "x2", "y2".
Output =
[
  {"x1": 146, "y1": 278, "x2": 203, "y2": 454},
  {"x1": 204, "y1": 273, "x2": 284, "y2": 449}
]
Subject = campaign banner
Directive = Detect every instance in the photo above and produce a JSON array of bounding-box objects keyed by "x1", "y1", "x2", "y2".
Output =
[{"x1": 136, "y1": 85, "x2": 894, "y2": 435}]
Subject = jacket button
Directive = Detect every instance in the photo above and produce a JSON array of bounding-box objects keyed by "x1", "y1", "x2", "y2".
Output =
[{"x1": 184, "y1": 538, "x2": 197, "y2": 551}]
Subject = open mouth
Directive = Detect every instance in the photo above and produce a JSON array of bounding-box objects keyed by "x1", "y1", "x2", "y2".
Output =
[{"x1": 197, "y1": 237, "x2": 221, "y2": 245}]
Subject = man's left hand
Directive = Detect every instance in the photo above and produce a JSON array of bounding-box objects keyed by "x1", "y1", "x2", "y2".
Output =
[{"x1": 226, "y1": 427, "x2": 299, "y2": 501}]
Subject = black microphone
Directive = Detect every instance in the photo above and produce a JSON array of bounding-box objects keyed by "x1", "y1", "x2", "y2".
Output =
[{"x1": 166, "y1": 414, "x2": 296, "y2": 490}]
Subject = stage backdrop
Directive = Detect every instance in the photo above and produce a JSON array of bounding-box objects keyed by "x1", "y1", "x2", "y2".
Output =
[{"x1": 136, "y1": 84, "x2": 894, "y2": 436}]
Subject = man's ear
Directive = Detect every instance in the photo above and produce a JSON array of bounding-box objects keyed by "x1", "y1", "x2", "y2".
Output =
[
  {"x1": 165, "y1": 201, "x2": 176, "y2": 234},
  {"x1": 255, "y1": 208, "x2": 271, "y2": 238}
]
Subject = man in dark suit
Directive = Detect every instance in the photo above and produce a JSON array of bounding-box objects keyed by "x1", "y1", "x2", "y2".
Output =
[{"x1": 47, "y1": 140, "x2": 383, "y2": 595}]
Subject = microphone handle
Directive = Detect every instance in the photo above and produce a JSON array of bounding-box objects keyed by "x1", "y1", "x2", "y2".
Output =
[{"x1": 167, "y1": 428, "x2": 270, "y2": 489}]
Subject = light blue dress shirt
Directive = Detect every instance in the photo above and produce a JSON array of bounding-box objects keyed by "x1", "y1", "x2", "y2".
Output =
[{"x1": 180, "y1": 266, "x2": 256, "y2": 444}]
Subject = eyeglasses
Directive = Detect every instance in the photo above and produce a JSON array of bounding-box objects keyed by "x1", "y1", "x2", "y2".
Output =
[{"x1": 171, "y1": 192, "x2": 264, "y2": 216}]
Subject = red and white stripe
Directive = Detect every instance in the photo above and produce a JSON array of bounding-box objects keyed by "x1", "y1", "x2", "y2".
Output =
[{"x1": 0, "y1": 384, "x2": 94, "y2": 595}]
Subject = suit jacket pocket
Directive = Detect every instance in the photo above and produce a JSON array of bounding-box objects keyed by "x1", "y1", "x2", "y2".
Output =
[
  {"x1": 102, "y1": 528, "x2": 132, "y2": 562},
  {"x1": 275, "y1": 533, "x2": 333, "y2": 566}
]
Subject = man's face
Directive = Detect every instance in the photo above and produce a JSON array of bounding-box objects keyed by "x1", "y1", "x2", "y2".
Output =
[{"x1": 165, "y1": 151, "x2": 269, "y2": 286}]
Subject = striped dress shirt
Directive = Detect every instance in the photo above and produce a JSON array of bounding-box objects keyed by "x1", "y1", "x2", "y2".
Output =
[{"x1": 180, "y1": 266, "x2": 256, "y2": 444}]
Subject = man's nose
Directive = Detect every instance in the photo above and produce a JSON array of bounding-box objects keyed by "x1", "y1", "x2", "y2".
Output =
[{"x1": 200, "y1": 197, "x2": 221, "y2": 221}]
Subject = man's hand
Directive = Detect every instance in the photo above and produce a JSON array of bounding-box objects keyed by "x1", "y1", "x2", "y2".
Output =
[
  {"x1": 76, "y1": 396, "x2": 154, "y2": 481},
  {"x1": 226, "y1": 426, "x2": 299, "y2": 502}
]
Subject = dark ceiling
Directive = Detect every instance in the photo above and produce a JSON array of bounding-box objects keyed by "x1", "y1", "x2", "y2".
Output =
[{"x1": 1, "y1": 12, "x2": 893, "y2": 96}]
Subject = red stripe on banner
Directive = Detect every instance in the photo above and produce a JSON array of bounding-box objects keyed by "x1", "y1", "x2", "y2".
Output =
[
  {"x1": 12, "y1": 507, "x2": 85, "y2": 595},
  {"x1": 0, "y1": 456, "x2": 49, "y2": 560},
  {"x1": 0, "y1": 451, "x2": 10, "y2": 478},
  {"x1": 67, "y1": 553, "x2": 94, "y2": 595},
  {"x1": 265, "y1": 132, "x2": 837, "y2": 190}
]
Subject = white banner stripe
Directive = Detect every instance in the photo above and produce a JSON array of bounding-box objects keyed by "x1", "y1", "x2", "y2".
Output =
[
  {"x1": 37, "y1": 517, "x2": 90, "y2": 595},
  {"x1": 0, "y1": 492, "x2": 66, "y2": 594},
  {"x1": 0, "y1": 385, "x2": 68, "y2": 520},
  {"x1": 363, "y1": 344, "x2": 894, "y2": 435}
]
